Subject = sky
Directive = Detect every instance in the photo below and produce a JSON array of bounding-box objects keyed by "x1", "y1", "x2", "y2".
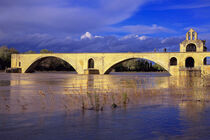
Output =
[{"x1": 0, "y1": 0, "x2": 210, "y2": 53}]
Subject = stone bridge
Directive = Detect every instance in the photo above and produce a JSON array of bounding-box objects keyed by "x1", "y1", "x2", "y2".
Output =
[
  {"x1": 11, "y1": 52, "x2": 210, "y2": 76},
  {"x1": 10, "y1": 29, "x2": 210, "y2": 76}
]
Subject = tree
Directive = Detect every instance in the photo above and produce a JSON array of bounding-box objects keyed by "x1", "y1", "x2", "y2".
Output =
[
  {"x1": 40, "y1": 49, "x2": 53, "y2": 53},
  {"x1": 34, "y1": 57, "x2": 75, "y2": 71},
  {"x1": 152, "y1": 64, "x2": 165, "y2": 71},
  {"x1": 113, "y1": 58, "x2": 166, "y2": 72},
  {"x1": 24, "y1": 50, "x2": 36, "y2": 54},
  {"x1": 0, "y1": 58, "x2": 3, "y2": 69},
  {"x1": 0, "y1": 46, "x2": 19, "y2": 69}
]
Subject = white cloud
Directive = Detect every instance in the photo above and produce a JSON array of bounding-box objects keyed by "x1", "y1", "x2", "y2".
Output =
[
  {"x1": 65, "y1": 36, "x2": 71, "y2": 40},
  {"x1": 0, "y1": 0, "x2": 150, "y2": 35},
  {"x1": 103, "y1": 24, "x2": 175, "y2": 35},
  {"x1": 184, "y1": 24, "x2": 210, "y2": 34},
  {"x1": 80, "y1": 32, "x2": 105, "y2": 40},
  {"x1": 162, "y1": 3, "x2": 210, "y2": 10},
  {"x1": 94, "y1": 35, "x2": 104, "y2": 39},
  {"x1": 138, "y1": 35, "x2": 148, "y2": 40},
  {"x1": 120, "y1": 34, "x2": 149, "y2": 40},
  {"x1": 80, "y1": 32, "x2": 93, "y2": 40},
  {"x1": 120, "y1": 34, "x2": 138, "y2": 40},
  {"x1": 0, "y1": 32, "x2": 187, "y2": 53},
  {"x1": 122, "y1": 24, "x2": 175, "y2": 34}
]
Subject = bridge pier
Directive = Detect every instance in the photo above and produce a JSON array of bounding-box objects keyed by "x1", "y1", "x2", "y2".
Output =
[
  {"x1": 179, "y1": 67, "x2": 201, "y2": 77},
  {"x1": 84, "y1": 69, "x2": 100, "y2": 74}
]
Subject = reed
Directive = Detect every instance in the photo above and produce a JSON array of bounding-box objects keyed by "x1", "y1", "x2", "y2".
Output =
[
  {"x1": 94, "y1": 92, "x2": 100, "y2": 111},
  {"x1": 87, "y1": 92, "x2": 94, "y2": 109},
  {"x1": 111, "y1": 92, "x2": 117, "y2": 109},
  {"x1": 1, "y1": 75, "x2": 209, "y2": 114},
  {"x1": 122, "y1": 92, "x2": 128, "y2": 105}
]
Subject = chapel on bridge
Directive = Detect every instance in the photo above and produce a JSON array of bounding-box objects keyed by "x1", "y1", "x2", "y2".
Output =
[{"x1": 180, "y1": 28, "x2": 207, "y2": 52}]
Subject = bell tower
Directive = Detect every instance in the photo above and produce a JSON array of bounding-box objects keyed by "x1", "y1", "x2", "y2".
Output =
[
  {"x1": 180, "y1": 28, "x2": 207, "y2": 52},
  {"x1": 186, "y1": 28, "x2": 198, "y2": 40}
]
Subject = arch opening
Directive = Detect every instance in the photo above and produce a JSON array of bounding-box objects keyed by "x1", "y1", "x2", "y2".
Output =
[
  {"x1": 25, "y1": 56, "x2": 77, "y2": 73},
  {"x1": 88, "y1": 58, "x2": 94, "y2": 68},
  {"x1": 186, "y1": 43, "x2": 196, "y2": 52},
  {"x1": 185, "y1": 57, "x2": 194, "y2": 68},
  {"x1": 204, "y1": 57, "x2": 210, "y2": 65},
  {"x1": 104, "y1": 58, "x2": 168, "y2": 75},
  {"x1": 192, "y1": 32, "x2": 195, "y2": 40},
  {"x1": 170, "y1": 57, "x2": 177, "y2": 66}
]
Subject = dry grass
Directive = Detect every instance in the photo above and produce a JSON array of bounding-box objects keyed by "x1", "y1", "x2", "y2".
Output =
[{"x1": 0, "y1": 76, "x2": 210, "y2": 114}]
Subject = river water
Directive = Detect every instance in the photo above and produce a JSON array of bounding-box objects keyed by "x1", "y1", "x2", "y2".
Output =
[{"x1": 0, "y1": 72, "x2": 210, "y2": 140}]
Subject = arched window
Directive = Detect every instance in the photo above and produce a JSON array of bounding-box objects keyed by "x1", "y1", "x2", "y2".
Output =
[
  {"x1": 186, "y1": 43, "x2": 196, "y2": 52},
  {"x1": 185, "y1": 57, "x2": 194, "y2": 68},
  {"x1": 204, "y1": 57, "x2": 210, "y2": 65},
  {"x1": 88, "y1": 58, "x2": 94, "y2": 68},
  {"x1": 170, "y1": 57, "x2": 177, "y2": 66}
]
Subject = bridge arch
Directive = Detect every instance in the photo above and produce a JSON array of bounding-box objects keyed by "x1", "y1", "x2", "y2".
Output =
[
  {"x1": 204, "y1": 57, "x2": 210, "y2": 65},
  {"x1": 88, "y1": 58, "x2": 94, "y2": 68},
  {"x1": 186, "y1": 43, "x2": 196, "y2": 52},
  {"x1": 25, "y1": 56, "x2": 77, "y2": 73},
  {"x1": 185, "y1": 57, "x2": 194, "y2": 68},
  {"x1": 103, "y1": 57, "x2": 169, "y2": 74},
  {"x1": 170, "y1": 57, "x2": 177, "y2": 66}
]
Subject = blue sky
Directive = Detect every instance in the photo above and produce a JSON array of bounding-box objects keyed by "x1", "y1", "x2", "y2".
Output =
[{"x1": 0, "y1": 0, "x2": 210, "y2": 52}]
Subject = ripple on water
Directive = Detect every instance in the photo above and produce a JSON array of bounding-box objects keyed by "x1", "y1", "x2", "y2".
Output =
[{"x1": 0, "y1": 72, "x2": 210, "y2": 140}]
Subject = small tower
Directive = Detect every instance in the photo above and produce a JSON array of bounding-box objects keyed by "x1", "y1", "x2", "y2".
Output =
[
  {"x1": 186, "y1": 28, "x2": 198, "y2": 40},
  {"x1": 180, "y1": 28, "x2": 207, "y2": 52}
]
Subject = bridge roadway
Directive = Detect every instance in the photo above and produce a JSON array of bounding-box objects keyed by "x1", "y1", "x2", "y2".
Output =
[{"x1": 11, "y1": 52, "x2": 210, "y2": 76}]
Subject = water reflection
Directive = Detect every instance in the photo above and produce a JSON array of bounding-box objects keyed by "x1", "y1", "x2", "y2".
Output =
[
  {"x1": 0, "y1": 72, "x2": 210, "y2": 139},
  {"x1": 1, "y1": 73, "x2": 210, "y2": 112}
]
